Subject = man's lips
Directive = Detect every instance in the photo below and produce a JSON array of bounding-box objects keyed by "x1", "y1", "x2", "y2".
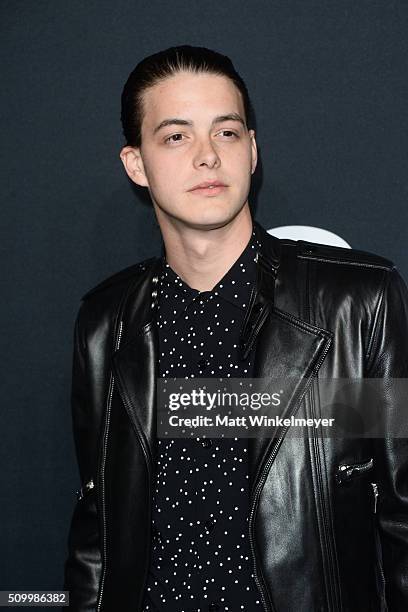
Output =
[
  {"x1": 189, "y1": 180, "x2": 226, "y2": 190},
  {"x1": 188, "y1": 180, "x2": 228, "y2": 195}
]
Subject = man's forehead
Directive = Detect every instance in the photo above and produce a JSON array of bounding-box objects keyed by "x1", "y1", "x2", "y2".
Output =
[{"x1": 142, "y1": 72, "x2": 244, "y2": 123}]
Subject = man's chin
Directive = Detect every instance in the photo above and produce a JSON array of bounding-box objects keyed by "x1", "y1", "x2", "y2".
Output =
[
  {"x1": 177, "y1": 212, "x2": 240, "y2": 231},
  {"x1": 153, "y1": 199, "x2": 248, "y2": 232}
]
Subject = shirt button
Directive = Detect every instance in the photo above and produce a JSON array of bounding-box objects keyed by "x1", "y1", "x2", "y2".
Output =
[
  {"x1": 197, "y1": 357, "x2": 209, "y2": 370},
  {"x1": 209, "y1": 603, "x2": 220, "y2": 611},
  {"x1": 152, "y1": 526, "x2": 162, "y2": 541},
  {"x1": 204, "y1": 519, "x2": 216, "y2": 533},
  {"x1": 201, "y1": 438, "x2": 212, "y2": 449}
]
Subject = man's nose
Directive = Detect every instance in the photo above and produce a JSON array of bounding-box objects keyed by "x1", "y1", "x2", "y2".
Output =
[{"x1": 193, "y1": 138, "x2": 221, "y2": 169}]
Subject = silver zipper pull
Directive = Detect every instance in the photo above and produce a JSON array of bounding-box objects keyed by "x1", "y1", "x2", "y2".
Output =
[
  {"x1": 76, "y1": 478, "x2": 94, "y2": 501},
  {"x1": 371, "y1": 482, "x2": 379, "y2": 514},
  {"x1": 335, "y1": 458, "x2": 374, "y2": 485}
]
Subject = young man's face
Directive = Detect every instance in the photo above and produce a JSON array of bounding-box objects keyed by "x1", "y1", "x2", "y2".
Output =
[{"x1": 121, "y1": 71, "x2": 257, "y2": 231}]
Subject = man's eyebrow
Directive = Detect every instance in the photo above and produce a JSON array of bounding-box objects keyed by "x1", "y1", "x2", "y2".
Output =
[
  {"x1": 153, "y1": 113, "x2": 245, "y2": 135},
  {"x1": 153, "y1": 118, "x2": 193, "y2": 134},
  {"x1": 212, "y1": 113, "x2": 245, "y2": 127}
]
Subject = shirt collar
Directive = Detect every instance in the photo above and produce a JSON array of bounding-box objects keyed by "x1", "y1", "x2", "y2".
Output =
[{"x1": 157, "y1": 225, "x2": 261, "y2": 329}]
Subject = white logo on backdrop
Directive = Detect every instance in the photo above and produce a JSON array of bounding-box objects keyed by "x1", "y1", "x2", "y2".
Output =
[{"x1": 267, "y1": 225, "x2": 351, "y2": 248}]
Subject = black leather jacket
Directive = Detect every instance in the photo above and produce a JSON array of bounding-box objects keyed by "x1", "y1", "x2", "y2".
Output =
[{"x1": 64, "y1": 221, "x2": 408, "y2": 611}]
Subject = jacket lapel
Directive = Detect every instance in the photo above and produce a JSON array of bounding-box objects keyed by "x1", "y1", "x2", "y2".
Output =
[
  {"x1": 245, "y1": 223, "x2": 333, "y2": 489},
  {"x1": 112, "y1": 260, "x2": 161, "y2": 465}
]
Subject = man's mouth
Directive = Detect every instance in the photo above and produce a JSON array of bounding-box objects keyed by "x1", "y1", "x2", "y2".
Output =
[{"x1": 188, "y1": 180, "x2": 228, "y2": 196}]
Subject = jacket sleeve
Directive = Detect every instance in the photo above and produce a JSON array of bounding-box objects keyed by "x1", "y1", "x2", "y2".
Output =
[
  {"x1": 367, "y1": 266, "x2": 408, "y2": 610},
  {"x1": 63, "y1": 304, "x2": 102, "y2": 611}
]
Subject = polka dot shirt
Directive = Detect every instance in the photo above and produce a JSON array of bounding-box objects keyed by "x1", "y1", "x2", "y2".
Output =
[{"x1": 141, "y1": 227, "x2": 264, "y2": 612}]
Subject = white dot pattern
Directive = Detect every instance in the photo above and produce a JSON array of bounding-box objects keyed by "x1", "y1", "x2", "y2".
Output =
[{"x1": 142, "y1": 229, "x2": 264, "y2": 611}]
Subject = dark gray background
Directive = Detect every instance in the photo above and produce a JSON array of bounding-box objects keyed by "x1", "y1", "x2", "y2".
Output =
[{"x1": 1, "y1": 0, "x2": 407, "y2": 596}]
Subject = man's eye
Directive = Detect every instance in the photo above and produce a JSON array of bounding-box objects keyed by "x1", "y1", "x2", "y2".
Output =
[
  {"x1": 219, "y1": 130, "x2": 237, "y2": 138},
  {"x1": 164, "y1": 133, "x2": 184, "y2": 144}
]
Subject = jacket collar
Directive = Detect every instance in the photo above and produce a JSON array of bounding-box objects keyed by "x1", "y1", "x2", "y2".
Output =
[{"x1": 112, "y1": 220, "x2": 333, "y2": 489}]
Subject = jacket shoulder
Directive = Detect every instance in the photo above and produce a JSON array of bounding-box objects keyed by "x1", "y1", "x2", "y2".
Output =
[
  {"x1": 283, "y1": 238, "x2": 395, "y2": 271},
  {"x1": 255, "y1": 223, "x2": 395, "y2": 272},
  {"x1": 80, "y1": 256, "x2": 157, "y2": 301}
]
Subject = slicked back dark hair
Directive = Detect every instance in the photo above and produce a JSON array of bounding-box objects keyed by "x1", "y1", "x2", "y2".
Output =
[{"x1": 120, "y1": 45, "x2": 254, "y2": 147}]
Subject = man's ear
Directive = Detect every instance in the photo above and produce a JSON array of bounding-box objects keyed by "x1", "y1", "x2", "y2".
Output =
[
  {"x1": 248, "y1": 129, "x2": 258, "y2": 175},
  {"x1": 119, "y1": 146, "x2": 149, "y2": 187}
]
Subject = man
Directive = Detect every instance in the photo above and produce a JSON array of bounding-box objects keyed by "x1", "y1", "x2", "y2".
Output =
[{"x1": 64, "y1": 46, "x2": 408, "y2": 611}]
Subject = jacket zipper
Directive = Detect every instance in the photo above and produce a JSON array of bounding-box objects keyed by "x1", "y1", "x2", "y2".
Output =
[
  {"x1": 371, "y1": 481, "x2": 387, "y2": 609},
  {"x1": 311, "y1": 433, "x2": 341, "y2": 610},
  {"x1": 98, "y1": 272, "x2": 159, "y2": 610},
  {"x1": 304, "y1": 261, "x2": 340, "y2": 610},
  {"x1": 248, "y1": 437, "x2": 282, "y2": 612},
  {"x1": 114, "y1": 370, "x2": 153, "y2": 611},
  {"x1": 97, "y1": 320, "x2": 155, "y2": 611},
  {"x1": 309, "y1": 380, "x2": 342, "y2": 611},
  {"x1": 97, "y1": 320, "x2": 123, "y2": 612},
  {"x1": 248, "y1": 340, "x2": 332, "y2": 612}
]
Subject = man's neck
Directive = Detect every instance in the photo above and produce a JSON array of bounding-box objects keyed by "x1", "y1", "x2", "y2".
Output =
[{"x1": 158, "y1": 205, "x2": 253, "y2": 292}]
